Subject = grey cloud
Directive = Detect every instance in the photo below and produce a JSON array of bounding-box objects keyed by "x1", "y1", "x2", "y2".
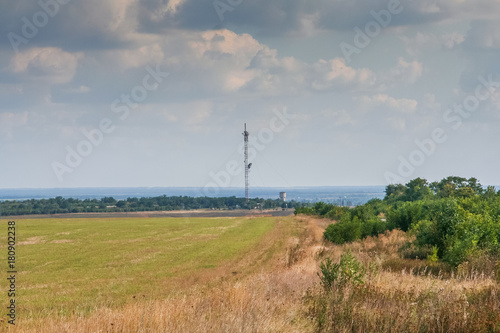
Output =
[
  {"x1": 134, "y1": 0, "x2": 452, "y2": 36},
  {"x1": 2, "y1": 0, "x2": 500, "y2": 56},
  {"x1": 0, "y1": 0, "x2": 459, "y2": 55}
]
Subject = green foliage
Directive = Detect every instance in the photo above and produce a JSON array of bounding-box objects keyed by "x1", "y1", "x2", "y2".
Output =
[
  {"x1": 403, "y1": 177, "x2": 433, "y2": 201},
  {"x1": 309, "y1": 176, "x2": 500, "y2": 268},
  {"x1": 431, "y1": 176, "x2": 484, "y2": 198},
  {"x1": 386, "y1": 176, "x2": 485, "y2": 203},
  {"x1": 426, "y1": 246, "x2": 439, "y2": 262},
  {"x1": 323, "y1": 218, "x2": 362, "y2": 245},
  {"x1": 324, "y1": 206, "x2": 350, "y2": 220},
  {"x1": 362, "y1": 218, "x2": 388, "y2": 238},
  {"x1": 294, "y1": 206, "x2": 314, "y2": 215},
  {"x1": 384, "y1": 184, "x2": 407, "y2": 203},
  {"x1": 365, "y1": 198, "x2": 390, "y2": 215},
  {"x1": 387, "y1": 201, "x2": 426, "y2": 232},
  {"x1": 442, "y1": 212, "x2": 499, "y2": 266},
  {"x1": 313, "y1": 202, "x2": 335, "y2": 216},
  {"x1": 407, "y1": 197, "x2": 500, "y2": 267},
  {"x1": 411, "y1": 220, "x2": 438, "y2": 249},
  {"x1": 318, "y1": 200, "x2": 388, "y2": 245},
  {"x1": 318, "y1": 251, "x2": 365, "y2": 289}
]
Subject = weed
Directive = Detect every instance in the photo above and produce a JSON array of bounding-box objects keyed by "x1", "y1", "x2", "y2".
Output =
[{"x1": 318, "y1": 250, "x2": 364, "y2": 290}]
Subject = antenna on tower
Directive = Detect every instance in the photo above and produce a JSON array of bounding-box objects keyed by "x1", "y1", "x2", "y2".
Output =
[{"x1": 243, "y1": 123, "x2": 250, "y2": 202}]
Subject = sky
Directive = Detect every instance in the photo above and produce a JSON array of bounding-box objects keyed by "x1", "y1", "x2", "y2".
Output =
[{"x1": 0, "y1": 0, "x2": 500, "y2": 189}]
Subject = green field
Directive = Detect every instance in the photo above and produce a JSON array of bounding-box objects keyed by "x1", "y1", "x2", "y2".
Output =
[{"x1": 1, "y1": 216, "x2": 275, "y2": 318}]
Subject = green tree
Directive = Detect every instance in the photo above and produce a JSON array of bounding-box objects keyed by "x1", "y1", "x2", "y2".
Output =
[
  {"x1": 403, "y1": 177, "x2": 433, "y2": 201},
  {"x1": 384, "y1": 184, "x2": 407, "y2": 203}
]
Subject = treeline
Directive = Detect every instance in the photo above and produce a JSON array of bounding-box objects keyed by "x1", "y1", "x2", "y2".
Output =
[
  {"x1": 0, "y1": 195, "x2": 303, "y2": 216},
  {"x1": 296, "y1": 176, "x2": 500, "y2": 267}
]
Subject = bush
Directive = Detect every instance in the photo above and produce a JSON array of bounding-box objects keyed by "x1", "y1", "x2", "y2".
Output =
[
  {"x1": 323, "y1": 219, "x2": 362, "y2": 244},
  {"x1": 399, "y1": 242, "x2": 435, "y2": 260},
  {"x1": 387, "y1": 201, "x2": 425, "y2": 231},
  {"x1": 318, "y1": 251, "x2": 365, "y2": 290},
  {"x1": 361, "y1": 218, "x2": 388, "y2": 238},
  {"x1": 294, "y1": 206, "x2": 314, "y2": 215},
  {"x1": 324, "y1": 206, "x2": 350, "y2": 220},
  {"x1": 411, "y1": 219, "x2": 438, "y2": 248}
]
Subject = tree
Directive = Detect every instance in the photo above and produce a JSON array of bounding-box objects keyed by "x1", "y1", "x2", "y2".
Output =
[
  {"x1": 384, "y1": 184, "x2": 407, "y2": 203},
  {"x1": 403, "y1": 177, "x2": 432, "y2": 202}
]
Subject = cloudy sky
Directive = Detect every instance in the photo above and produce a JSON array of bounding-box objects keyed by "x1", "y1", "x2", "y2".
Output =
[{"x1": 1, "y1": 0, "x2": 499, "y2": 189}]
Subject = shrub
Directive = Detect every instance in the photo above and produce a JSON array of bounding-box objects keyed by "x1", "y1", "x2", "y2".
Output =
[
  {"x1": 361, "y1": 218, "x2": 388, "y2": 238},
  {"x1": 324, "y1": 206, "x2": 350, "y2": 220},
  {"x1": 399, "y1": 242, "x2": 435, "y2": 260},
  {"x1": 294, "y1": 206, "x2": 314, "y2": 215},
  {"x1": 411, "y1": 219, "x2": 438, "y2": 248},
  {"x1": 426, "y1": 246, "x2": 439, "y2": 262},
  {"x1": 387, "y1": 201, "x2": 425, "y2": 231},
  {"x1": 323, "y1": 219, "x2": 362, "y2": 244},
  {"x1": 318, "y1": 251, "x2": 365, "y2": 290}
]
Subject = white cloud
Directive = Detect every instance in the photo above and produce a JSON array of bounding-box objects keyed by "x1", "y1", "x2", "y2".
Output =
[
  {"x1": 321, "y1": 108, "x2": 356, "y2": 126},
  {"x1": 387, "y1": 117, "x2": 406, "y2": 131},
  {"x1": 358, "y1": 94, "x2": 418, "y2": 114},
  {"x1": 186, "y1": 101, "x2": 212, "y2": 126},
  {"x1": 65, "y1": 86, "x2": 91, "y2": 94},
  {"x1": 400, "y1": 32, "x2": 465, "y2": 57},
  {"x1": 422, "y1": 93, "x2": 441, "y2": 112},
  {"x1": 420, "y1": 3, "x2": 441, "y2": 14},
  {"x1": 441, "y1": 32, "x2": 465, "y2": 49},
  {"x1": 311, "y1": 58, "x2": 375, "y2": 92},
  {"x1": 10, "y1": 47, "x2": 82, "y2": 84},
  {"x1": 131, "y1": 30, "x2": 377, "y2": 96},
  {"x1": 223, "y1": 70, "x2": 256, "y2": 92},
  {"x1": 0, "y1": 112, "x2": 28, "y2": 140},
  {"x1": 464, "y1": 20, "x2": 500, "y2": 50},
  {"x1": 99, "y1": 43, "x2": 164, "y2": 70},
  {"x1": 389, "y1": 58, "x2": 423, "y2": 85},
  {"x1": 190, "y1": 30, "x2": 264, "y2": 59}
]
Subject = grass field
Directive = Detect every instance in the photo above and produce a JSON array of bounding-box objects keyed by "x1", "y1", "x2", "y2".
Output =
[
  {"x1": 1, "y1": 216, "x2": 281, "y2": 326},
  {"x1": 2, "y1": 215, "x2": 499, "y2": 332}
]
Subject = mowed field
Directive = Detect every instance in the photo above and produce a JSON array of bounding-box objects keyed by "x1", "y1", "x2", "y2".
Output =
[{"x1": 1, "y1": 215, "x2": 310, "y2": 332}]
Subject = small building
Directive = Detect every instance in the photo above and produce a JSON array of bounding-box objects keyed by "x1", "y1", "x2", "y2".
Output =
[{"x1": 279, "y1": 192, "x2": 286, "y2": 202}]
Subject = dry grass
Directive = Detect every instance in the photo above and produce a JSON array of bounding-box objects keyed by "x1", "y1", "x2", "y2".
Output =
[
  {"x1": 19, "y1": 267, "x2": 315, "y2": 333},
  {"x1": 308, "y1": 227, "x2": 500, "y2": 333}
]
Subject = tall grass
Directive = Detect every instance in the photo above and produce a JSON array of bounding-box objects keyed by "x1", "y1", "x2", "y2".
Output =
[{"x1": 308, "y1": 228, "x2": 500, "y2": 333}]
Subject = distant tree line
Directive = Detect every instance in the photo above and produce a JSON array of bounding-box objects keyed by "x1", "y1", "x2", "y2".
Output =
[
  {"x1": 296, "y1": 176, "x2": 500, "y2": 267},
  {"x1": 0, "y1": 195, "x2": 303, "y2": 216}
]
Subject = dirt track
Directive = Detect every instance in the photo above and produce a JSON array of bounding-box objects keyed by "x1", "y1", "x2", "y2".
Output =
[{"x1": 0, "y1": 208, "x2": 295, "y2": 219}]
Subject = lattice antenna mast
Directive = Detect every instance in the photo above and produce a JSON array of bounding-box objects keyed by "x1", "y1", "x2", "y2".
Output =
[{"x1": 243, "y1": 123, "x2": 250, "y2": 202}]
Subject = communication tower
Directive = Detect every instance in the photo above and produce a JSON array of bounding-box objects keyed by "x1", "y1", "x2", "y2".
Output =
[{"x1": 243, "y1": 124, "x2": 250, "y2": 202}]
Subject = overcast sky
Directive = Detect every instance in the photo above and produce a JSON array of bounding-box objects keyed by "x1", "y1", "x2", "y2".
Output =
[{"x1": 1, "y1": 0, "x2": 499, "y2": 189}]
